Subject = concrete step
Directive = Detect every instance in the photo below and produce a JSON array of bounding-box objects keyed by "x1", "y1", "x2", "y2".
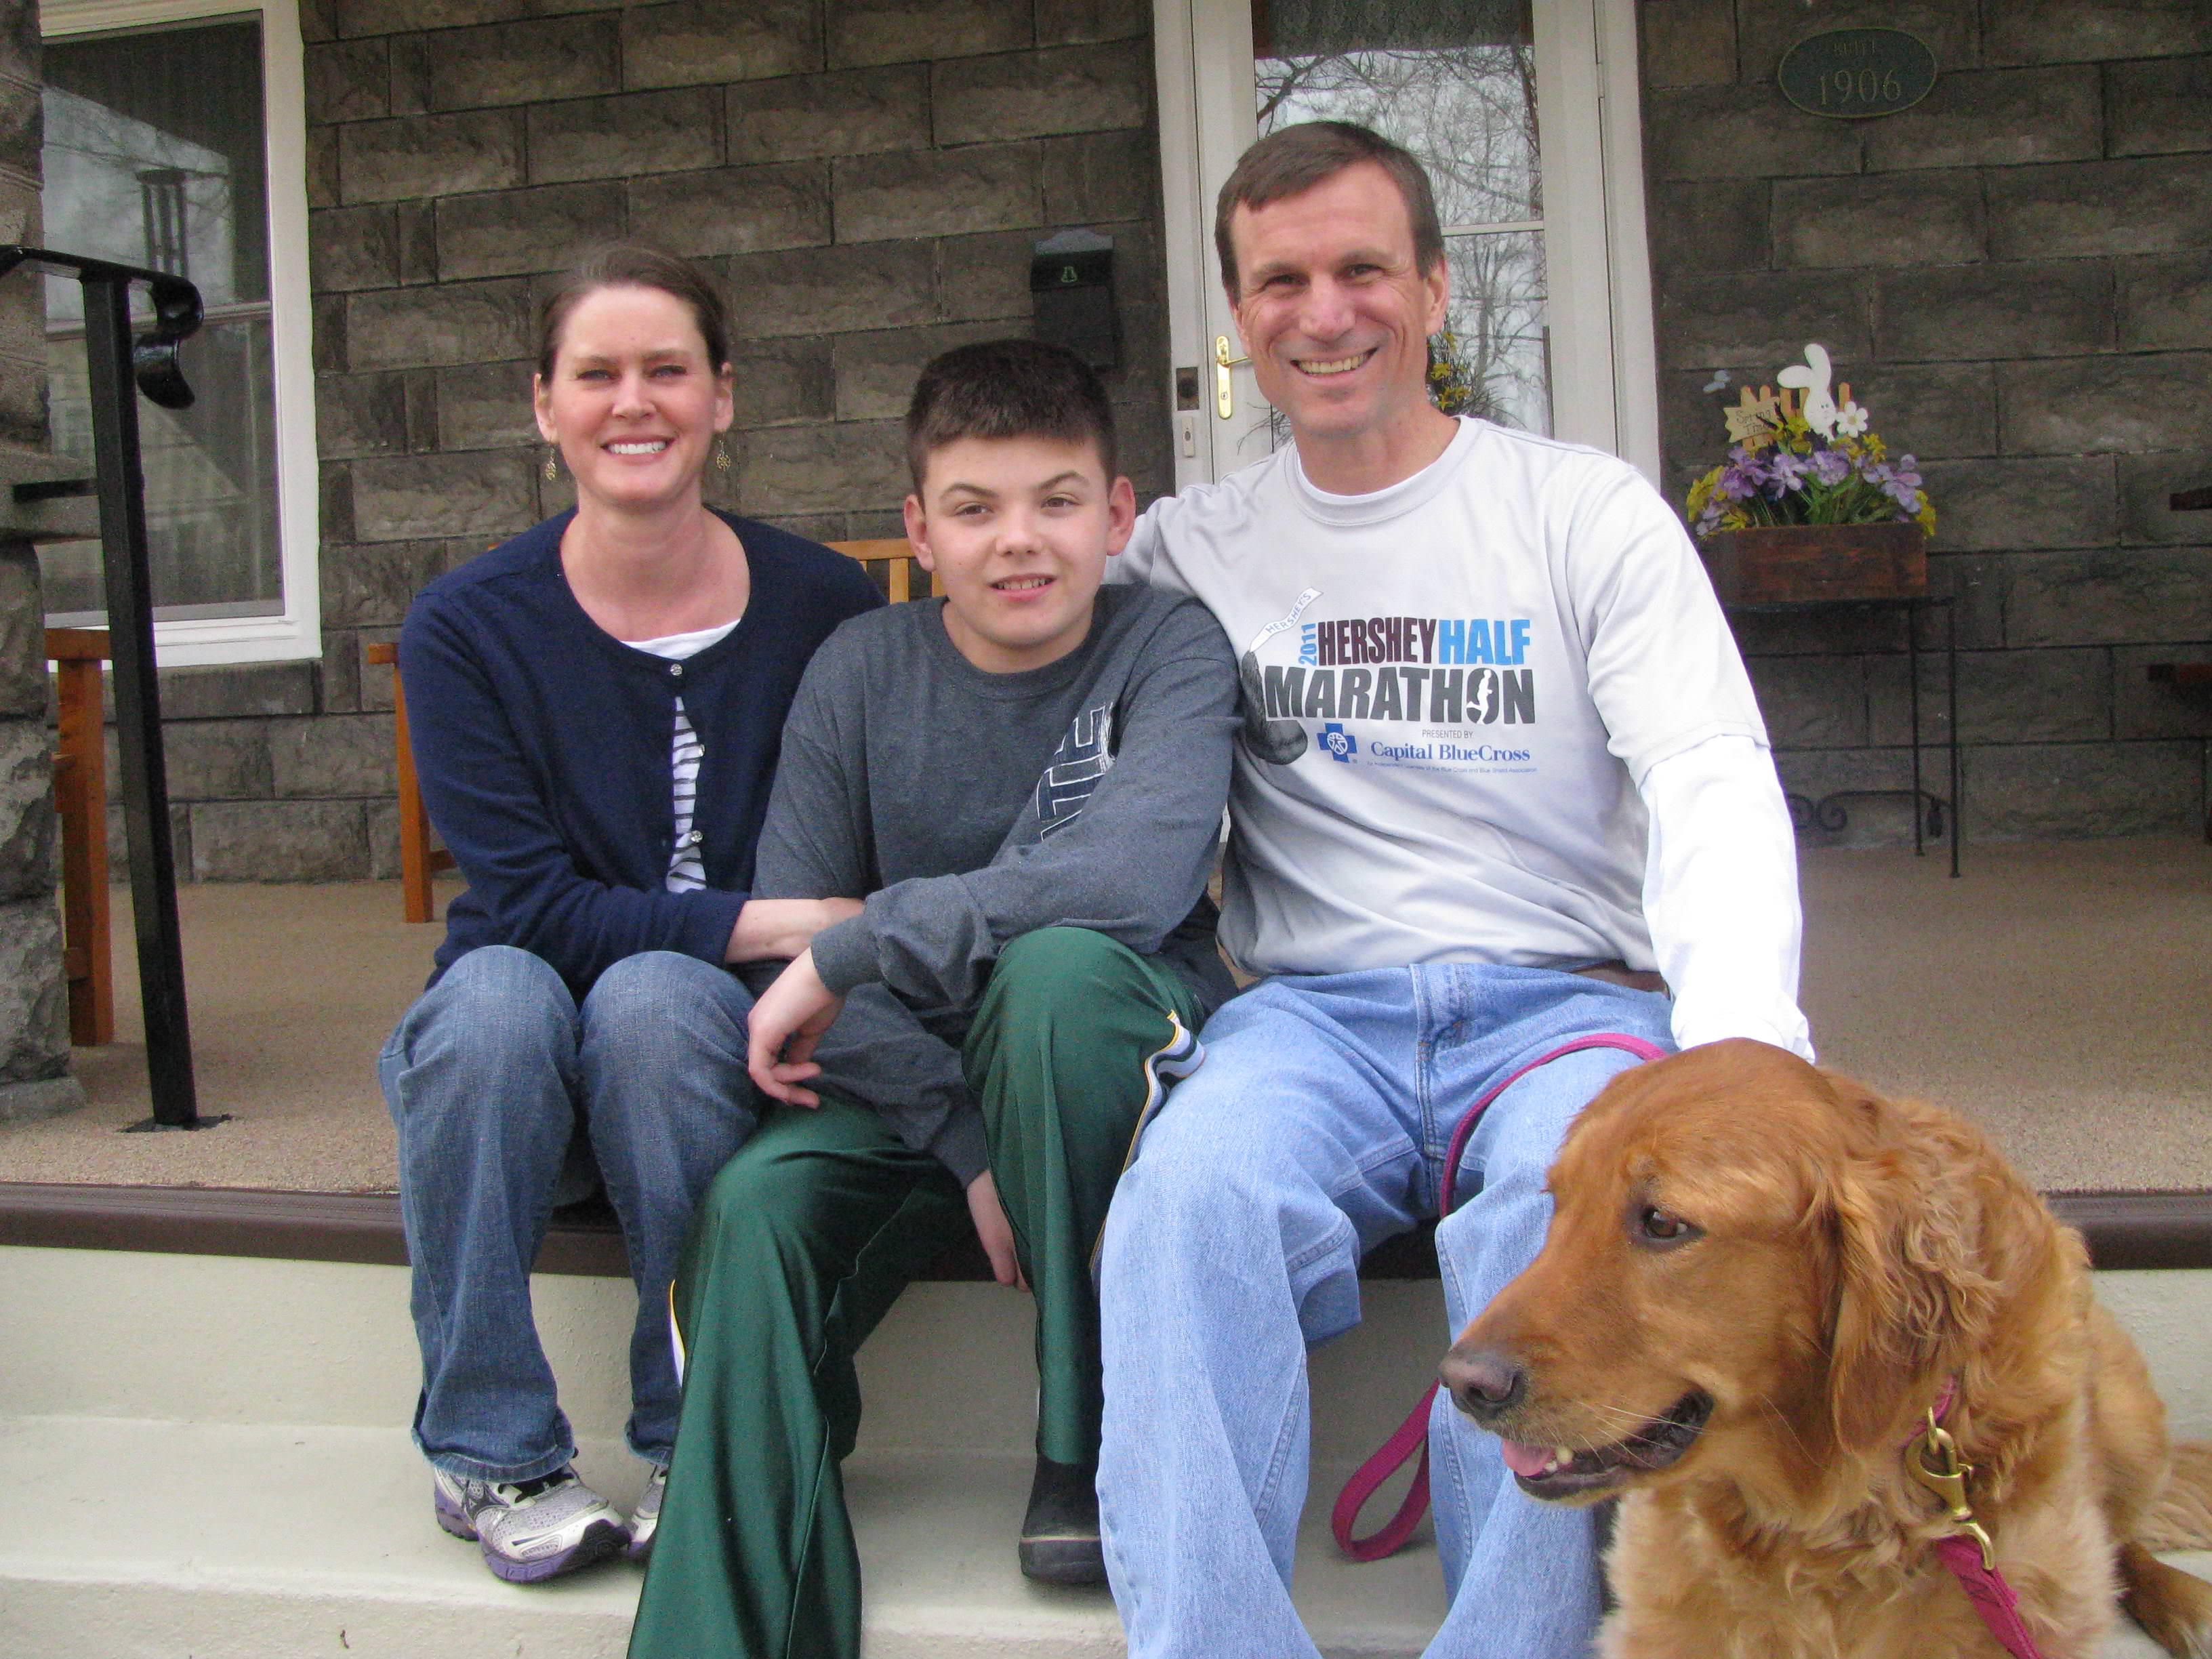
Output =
[
  {"x1": 0, "y1": 1420, "x2": 1458, "y2": 1658},
  {"x1": 1, "y1": 1244, "x2": 2207, "y2": 1657},
  {"x1": 0, "y1": 1414, "x2": 2198, "y2": 1659}
]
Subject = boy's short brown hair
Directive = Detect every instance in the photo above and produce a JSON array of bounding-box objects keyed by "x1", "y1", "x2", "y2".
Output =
[
  {"x1": 1213, "y1": 121, "x2": 1444, "y2": 298},
  {"x1": 905, "y1": 338, "x2": 1119, "y2": 494}
]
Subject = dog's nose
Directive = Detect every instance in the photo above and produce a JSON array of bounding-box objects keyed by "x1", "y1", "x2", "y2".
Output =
[{"x1": 1441, "y1": 1345, "x2": 1526, "y2": 1421}]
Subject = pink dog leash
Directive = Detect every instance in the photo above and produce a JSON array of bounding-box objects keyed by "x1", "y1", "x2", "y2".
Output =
[
  {"x1": 1912, "y1": 1378, "x2": 2051, "y2": 1659},
  {"x1": 1331, "y1": 1033, "x2": 1668, "y2": 1561}
]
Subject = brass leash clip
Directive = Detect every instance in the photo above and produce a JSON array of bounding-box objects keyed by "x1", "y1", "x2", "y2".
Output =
[{"x1": 1908, "y1": 1410, "x2": 1996, "y2": 1571}]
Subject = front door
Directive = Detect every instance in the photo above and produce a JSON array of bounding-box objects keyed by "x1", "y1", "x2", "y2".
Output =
[{"x1": 1151, "y1": 0, "x2": 1659, "y2": 489}]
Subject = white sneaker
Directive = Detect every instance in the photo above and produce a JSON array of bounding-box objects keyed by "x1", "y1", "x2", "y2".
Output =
[
  {"x1": 432, "y1": 1465, "x2": 627, "y2": 1584},
  {"x1": 626, "y1": 1464, "x2": 668, "y2": 1561}
]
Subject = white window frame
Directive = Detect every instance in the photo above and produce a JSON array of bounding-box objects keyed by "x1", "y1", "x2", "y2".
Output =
[
  {"x1": 1151, "y1": 0, "x2": 1662, "y2": 488},
  {"x1": 39, "y1": 0, "x2": 321, "y2": 666}
]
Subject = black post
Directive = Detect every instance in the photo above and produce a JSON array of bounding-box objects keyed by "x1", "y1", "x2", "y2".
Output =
[
  {"x1": 79, "y1": 274, "x2": 198, "y2": 1126},
  {"x1": 0, "y1": 245, "x2": 212, "y2": 1129}
]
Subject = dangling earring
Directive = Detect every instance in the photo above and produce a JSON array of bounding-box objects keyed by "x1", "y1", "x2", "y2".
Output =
[
  {"x1": 712, "y1": 438, "x2": 731, "y2": 472},
  {"x1": 542, "y1": 445, "x2": 560, "y2": 483}
]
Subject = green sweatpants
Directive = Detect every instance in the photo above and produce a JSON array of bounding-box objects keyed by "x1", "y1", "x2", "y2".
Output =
[{"x1": 628, "y1": 927, "x2": 1205, "y2": 1659}]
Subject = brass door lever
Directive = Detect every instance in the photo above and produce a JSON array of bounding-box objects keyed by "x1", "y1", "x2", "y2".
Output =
[{"x1": 1213, "y1": 334, "x2": 1250, "y2": 418}]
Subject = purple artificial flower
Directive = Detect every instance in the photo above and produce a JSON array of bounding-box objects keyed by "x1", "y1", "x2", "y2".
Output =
[
  {"x1": 1719, "y1": 449, "x2": 1764, "y2": 500},
  {"x1": 1767, "y1": 450, "x2": 1811, "y2": 492},
  {"x1": 1871, "y1": 453, "x2": 1917, "y2": 509},
  {"x1": 1808, "y1": 448, "x2": 1851, "y2": 487}
]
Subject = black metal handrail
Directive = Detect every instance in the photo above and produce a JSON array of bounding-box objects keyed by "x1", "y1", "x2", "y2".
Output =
[{"x1": 0, "y1": 245, "x2": 211, "y2": 1130}]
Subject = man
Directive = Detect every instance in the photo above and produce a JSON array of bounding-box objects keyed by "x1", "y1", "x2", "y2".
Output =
[{"x1": 1095, "y1": 121, "x2": 1811, "y2": 1659}]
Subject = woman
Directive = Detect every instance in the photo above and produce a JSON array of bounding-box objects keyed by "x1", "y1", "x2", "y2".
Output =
[{"x1": 378, "y1": 244, "x2": 880, "y2": 1586}]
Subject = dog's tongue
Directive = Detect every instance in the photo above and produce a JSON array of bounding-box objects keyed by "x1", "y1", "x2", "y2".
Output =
[{"x1": 1498, "y1": 1439, "x2": 1555, "y2": 1478}]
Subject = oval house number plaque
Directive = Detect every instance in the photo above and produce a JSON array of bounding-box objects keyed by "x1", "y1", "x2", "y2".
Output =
[{"x1": 1779, "y1": 28, "x2": 1937, "y2": 119}]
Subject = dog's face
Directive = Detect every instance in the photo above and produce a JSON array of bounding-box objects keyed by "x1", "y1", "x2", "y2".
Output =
[{"x1": 1442, "y1": 1040, "x2": 1997, "y2": 1510}]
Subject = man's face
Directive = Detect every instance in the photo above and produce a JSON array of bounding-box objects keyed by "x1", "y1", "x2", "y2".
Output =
[
  {"x1": 903, "y1": 434, "x2": 1135, "y2": 674},
  {"x1": 1227, "y1": 161, "x2": 1449, "y2": 459}
]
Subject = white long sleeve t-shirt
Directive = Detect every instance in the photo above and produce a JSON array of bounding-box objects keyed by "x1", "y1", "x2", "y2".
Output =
[{"x1": 1115, "y1": 417, "x2": 1814, "y2": 1059}]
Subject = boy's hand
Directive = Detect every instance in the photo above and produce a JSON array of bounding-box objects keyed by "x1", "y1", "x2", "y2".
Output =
[
  {"x1": 746, "y1": 948, "x2": 845, "y2": 1106},
  {"x1": 966, "y1": 1170, "x2": 1027, "y2": 1290}
]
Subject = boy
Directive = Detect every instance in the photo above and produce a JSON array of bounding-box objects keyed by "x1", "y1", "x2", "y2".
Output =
[{"x1": 627, "y1": 339, "x2": 1241, "y2": 1659}]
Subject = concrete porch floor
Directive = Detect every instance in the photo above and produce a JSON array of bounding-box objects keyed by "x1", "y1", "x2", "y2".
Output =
[{"x1": 0, "y1": 836, "x2": 2207, "y2": 1193}]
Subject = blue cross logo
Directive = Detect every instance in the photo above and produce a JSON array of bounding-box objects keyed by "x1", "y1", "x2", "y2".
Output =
[{"x1": 1320, "y1": 722, "x2": 1357, "y2": 763}]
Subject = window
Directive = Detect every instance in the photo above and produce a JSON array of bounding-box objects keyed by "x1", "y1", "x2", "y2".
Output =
[{"x1": 39, "y1": 0, "x2": 319, "y2": 665}]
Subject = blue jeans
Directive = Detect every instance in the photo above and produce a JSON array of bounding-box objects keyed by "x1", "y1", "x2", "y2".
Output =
[
  {"x1": 1096, "y1": 965, "x2": 1675, "y2": 1659},
  {"x1": 379, "y1": 945, "x2": 760, "y2": 1483}
]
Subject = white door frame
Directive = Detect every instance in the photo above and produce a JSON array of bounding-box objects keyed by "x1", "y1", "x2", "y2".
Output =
[{"x1": 1151, "y1": 0, "x2": 1661, "y2": 489}]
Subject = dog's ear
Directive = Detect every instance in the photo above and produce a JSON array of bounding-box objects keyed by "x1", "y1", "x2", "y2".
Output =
[{"x1": 1821, "y1": 1082, "x2": 1999, "y2": 1457}]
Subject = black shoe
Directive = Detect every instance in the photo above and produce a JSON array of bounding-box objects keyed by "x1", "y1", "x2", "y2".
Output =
[{"x1": 1019, "y1": 1456, "x2": 1107, "y2": 1586}]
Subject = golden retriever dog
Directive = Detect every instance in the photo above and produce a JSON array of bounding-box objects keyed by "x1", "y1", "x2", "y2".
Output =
[{"x1": 1441, "y1": 1039, "x2": 2212, "y2": 1658}]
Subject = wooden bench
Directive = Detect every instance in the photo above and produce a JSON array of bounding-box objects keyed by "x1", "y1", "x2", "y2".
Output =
[
  {"x1": 48, "y1": 628, "x2": 112, "y2": 1045},
  {"x1": 375, "y1": 538, "x2": 921, "y2": 922},
  {"x1": 363, "y1": 641, "x2": 452, "y2": 925}
]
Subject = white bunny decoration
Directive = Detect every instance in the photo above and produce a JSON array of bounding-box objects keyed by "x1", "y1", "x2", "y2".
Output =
[{"x1": 1776, "y1": 343, "x2": 1838, "y2": 437}]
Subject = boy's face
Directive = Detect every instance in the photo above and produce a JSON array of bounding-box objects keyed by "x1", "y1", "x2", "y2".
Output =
[{"x1": 903, "y1": 434, "x2": 1135, "y2": 674}]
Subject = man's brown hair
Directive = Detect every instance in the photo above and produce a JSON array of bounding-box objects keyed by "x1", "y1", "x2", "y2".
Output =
[
  {"x1": 903, "y1": 338, "x2": 1118, "y2": 494},
  {"x1": 1213, "y1": 121, "x2": 1444, "y2": 297}
]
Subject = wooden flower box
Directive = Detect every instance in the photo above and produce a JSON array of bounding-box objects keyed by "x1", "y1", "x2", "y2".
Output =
[{"x1": 1698, "y1": 523, "x2": 1927, "y2": 605}]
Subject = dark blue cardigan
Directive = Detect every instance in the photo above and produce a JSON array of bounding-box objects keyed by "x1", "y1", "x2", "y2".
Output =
[{"x1": 400, "y1": 510, "x2": 882, "y2": 993}]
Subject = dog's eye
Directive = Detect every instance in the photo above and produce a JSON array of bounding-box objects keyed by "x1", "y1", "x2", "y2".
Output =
[{"x1": 1635, "y1": 1206, "x2": 1700, "y2": 1248}]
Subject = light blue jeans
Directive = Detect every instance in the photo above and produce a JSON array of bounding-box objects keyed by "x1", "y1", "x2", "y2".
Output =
[
  {"x1": 379, "y1": 945, "x2": 760, "y2": 1483},
  {"x1": 1097, "y1": 965, "x2": 1674, "y2": 1659}
]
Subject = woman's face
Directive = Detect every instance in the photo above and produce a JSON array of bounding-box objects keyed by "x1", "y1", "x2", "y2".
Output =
[{"x1": 533, "y1": 283, "x2": 733, "y2": 515}]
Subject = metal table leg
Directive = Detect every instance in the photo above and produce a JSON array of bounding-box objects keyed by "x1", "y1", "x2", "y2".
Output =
[
  {"x1": 1947, "y1": 596, "x2": 1961, "y2": 878},
  {"x1": 1908, "y1": 596, "x2": 1924, "y2": 857}
]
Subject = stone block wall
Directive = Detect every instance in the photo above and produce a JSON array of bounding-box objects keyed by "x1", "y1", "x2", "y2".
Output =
[
  {"x1": 135, "y1": 0, "x2": 1168, "y2": 881},
  {"x1": 1641, "y1": 0, "x2": 2212, "y2": 842},
  {"x1": 0, "y1": 0, "x2": 79, "y2": 1118}
]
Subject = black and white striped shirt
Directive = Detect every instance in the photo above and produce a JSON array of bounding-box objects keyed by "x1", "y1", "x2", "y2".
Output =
[{"x1": 631, "y1": 618, "x2": 741, "y2": 892}]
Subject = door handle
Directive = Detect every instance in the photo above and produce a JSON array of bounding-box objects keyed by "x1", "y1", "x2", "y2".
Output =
[{"x1": 1214, "y1": 334, "x2": 1250, "y2": 419}]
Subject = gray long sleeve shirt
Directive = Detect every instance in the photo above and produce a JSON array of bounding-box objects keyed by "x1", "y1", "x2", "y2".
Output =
[{"x1": 749, "y1": 581, "x2": 1241, "y2": 1183}]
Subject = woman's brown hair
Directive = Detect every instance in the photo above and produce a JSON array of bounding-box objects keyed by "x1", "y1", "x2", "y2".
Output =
[{"x1": 535, "y1": 243, "x2": 733, "y2": 380}]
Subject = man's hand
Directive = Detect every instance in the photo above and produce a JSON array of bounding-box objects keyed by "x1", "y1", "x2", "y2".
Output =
[
  {"x1": 966, "y1": 1170, "x2": 1027, "y2": 1290},
  {"x1": 746, "y1": 948, "x2": 845, "y2": 1105},
  {"x1": 725, "y1": 897, "x2": 865, "y2": 964}
]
